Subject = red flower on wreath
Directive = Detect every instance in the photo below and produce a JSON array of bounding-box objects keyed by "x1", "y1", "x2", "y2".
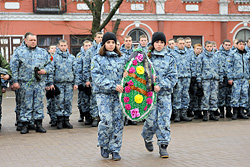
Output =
[
  {"x1": 123, "y1": 97, "x2": 130, "y2": 103},
  {"x1": 146, "y1": 98, "x2": 153, "y2": 105},
  {"x1": 125, "y1": 104, "x2": 131, "y2": 110},
  {"x1": 125, "y1": 86, "x2": 131, "y2": 93}
]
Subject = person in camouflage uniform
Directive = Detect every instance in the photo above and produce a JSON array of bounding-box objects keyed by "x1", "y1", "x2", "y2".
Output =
[
  {"x1": 196, "y1": 41, "x2": 223, "y2": 121},
  {"x1": 141, "y1": 32, "x2": 178, "y2": 158},
  {"x1": 91, "y1": 32, "x2": 125, "y2": 161},
  {"x1": 170, "y1": 37, "x2": 195, "y2": 122},
  {"x1": 216, "y1": 39, "x2": 233, "y2": 118},
  {"x1": 10, "y1": 33, "x2": 51, "y2": 134},
  {"x1": 75, "y1": 40, "x2": 92, "y2": 124},
  {"x1": 137, "y1": 35, "x2": 149, "y2": 54},
  {"x1": 45, "y1": 45, "x2": 57, "y2": 126},
  {"x1": 83, "y1": 32, "x2": 103, "y2": 127},
  {"x1": 120, "y1": 35, "x2": 135, "y2": 61},
  {"x1": 189, "y1": 44, "x2": 203, "y2": 119},
  {"x1": 0, "y1": 53, "x2": 12, "y2": 130},
  {"x1": 226, "y1": 39, "x2": 250, "y2": 120},
  {"x1": 166, "y1": 39, "x2": 175, "y2": 54},
  {"x1": 48, "y1": 40, "x2": 78, "y2": 129}
]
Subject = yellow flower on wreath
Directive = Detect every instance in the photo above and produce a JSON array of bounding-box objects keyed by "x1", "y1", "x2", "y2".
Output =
[
  {"x1": 135, "y1": 94, "x2": 143, "y2": 104},
  {"x1": 136, "y1": 66, "x2": 145, "y2": 75}
]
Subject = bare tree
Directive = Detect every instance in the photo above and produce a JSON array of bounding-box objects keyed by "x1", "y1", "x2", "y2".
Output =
[{"x1": 83, "y1": 0, "x2": 123, "y2": 38}]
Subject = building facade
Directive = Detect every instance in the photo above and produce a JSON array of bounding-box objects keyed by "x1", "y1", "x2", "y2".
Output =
[{"x1": 0, "y1": 0, "x2": 249, "y2": 61}]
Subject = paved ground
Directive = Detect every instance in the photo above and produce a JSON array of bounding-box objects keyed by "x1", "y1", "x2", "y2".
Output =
[{"x1": 0, "y1": 90, "x2": 250, "y2": 167}]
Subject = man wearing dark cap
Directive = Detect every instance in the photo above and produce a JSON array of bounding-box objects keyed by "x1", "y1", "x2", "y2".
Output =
[{"x1": 226, "y1": 39, "x2": 250, "y2": 120}]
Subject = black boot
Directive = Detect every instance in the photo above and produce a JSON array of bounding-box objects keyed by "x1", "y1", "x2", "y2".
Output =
[
  {"x1": 64, "y1": 116, "x2": 73, "y2": 129},
  {"x1": 247, "y1": 110, "x2": 250, "y2": 117},
  {"x1": 173, "y1": 110, "x2": 180, "y2": 122},
  {"x1": 159, "y1": 144, "x2": 169, "y2": 158},
  {"x1": 232, "y1": 107, "x2": 238, "y2": 120},
  {"x1": 20, "y1": 122, "x2": 29, "y2": 134},
  {"x1": 144, "y1": 139, "x2": 153, "y2": 152},
  {"x1": 209, "y1": 111, "x2": 219, "y2": 121},
  {"x1": 214, "y1": 110, "x2": 220, "y2": 116},
  {"x1": 35, "y1": 120, "x2": 46, "y2": 133},
  {"x1": 51, "y1": 120, "x2": 57, "y2": 127},
  {"x1": 203, "y1": 111, "x2": 208, "y2": 121},
  {"x1": 219, "y1": 107, "x2": 225, "y2": 118},
  {"x1": 124, "y1": 117, "x2": 129, "y2": 126},
  {"x1": 92, "y1": 116, "x2": 100, "y2": 127},
  {"x1": 128, "y1": 120, "x2": 137, "y2": 125},
  {"x1": 28, "y1": 124, "x2": 36, "y2": 130},
  {"x1": 84, "y1": 112, "x2": 93, "y2": 125},
  {"x1": 57, "y1": 116, "x2": 64, "y2": 129},
  {"x1": 0, "y1": 123, "x2": 1, "y2": 130},
  {"x1": 187, "y1": 109, "x2": 194, "y2": 117},
  {"x1": 180, "y1": 110, "x2": 192, "y2": 122},
  {"x1": 16, "y1": 122, "x2": 22, "y2": 131},
  {"x1": 226, "y1": 107, "x2": 232, "y2": 118},
  {"x1": 78, "y1": 110, "x2": 84, "y2": 122},
  {"x1": 238, "y1": 107, "x2": 249, "y2": 119}
]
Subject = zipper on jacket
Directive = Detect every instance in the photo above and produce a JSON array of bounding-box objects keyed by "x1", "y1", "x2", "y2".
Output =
[{"x1": 242, "y1": 53, "x2": 244, "y2": 74}]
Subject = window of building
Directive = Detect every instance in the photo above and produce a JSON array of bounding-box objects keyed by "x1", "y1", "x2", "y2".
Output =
[
  {"x1": 70, "y1": 35, "x2": 92, "y2": 56},
  {"x1": 235, "y1": 29, "x2": 250, "y2": 41},
  {"x1": 173, "y1": 35, "x2": 203, "y2": 46},
  {"x1": 33, "y1": 0, "x2": 67, "y2": 14},
  {"x1": 37, "y1": 35, "x2": 62, "y2": 49},
  {"x1": 182, "y1": 0, "x2": 203, "y2": 3},
  {"x1": 128, "y1": 29, "x2": 149, "y2": 47},
  {"x1": 234, "y1": 0, "x2": 250, "y2": 4}
]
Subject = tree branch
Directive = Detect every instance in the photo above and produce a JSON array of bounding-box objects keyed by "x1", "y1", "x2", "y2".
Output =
[
  {"x1": 83, "y1": 0, "x2": 94, "y2": 12},
  {"x1": 112, "y1": 19, "x2": 121, "y2": 35}
]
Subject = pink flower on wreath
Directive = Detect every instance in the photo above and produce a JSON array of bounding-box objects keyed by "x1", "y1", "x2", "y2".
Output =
[
  {"x1": 123, "y1": 97, "x2": 130, "y2": 103},
  {"x1": 144, "y1": 105, "x2": 148, "y2": 111},
  {"x1": 132, "y1": 60, "x2": 138, "y2": 66},
  {"x1": 147, "y1": 91, "x2": 153, "y2": 97},
  {"x1": 135, "y1": 53, "x2": 143, "y2": 62},
  {"x1": 127, "y1": 80, "x2": 134, "y2": 86},
  {"x1": 146, "y1": 98, "x2": 153, "y2": 105},
  {"x1": 125, "y1": 104, "x2": 131, "y2": 110},
  {"x1": 130, "y1": 108, "x2": 140, "y2": 118},
  {"x1": 125, "y1": 86, "x2": 131, "y2": 93},
  {"x1": 129, "y1": 67, "x2": 135, "y2": 73}
]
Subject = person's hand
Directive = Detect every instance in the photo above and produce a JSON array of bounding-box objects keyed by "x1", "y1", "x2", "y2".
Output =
[
  {"x1": 50, "y1": 85, "x2": 55, "y2": 90},
  {"x1": 45, "y1": 87, "x2": 50, "y2": 91},
  {"x1": 228, "y1": 80, "x2": 233, "y2": 85},
  {"x1": 85, "y1": 81, "x2": 91, "y2": 87},
  {"x1": 38, "y1": 69, "x2": 47, "y2": 75},
  {"x1": 154, "y1": 85, "x2": 160, "y2": 92},
  {"x1": 123, "y1": 71, "x2": 128, "y2": 78},
  {"x1": 13, "y1": 83, "x2": 20, "y2": 90},
  {"x1": 73, "y1": 85, "x2": 78, "y2": 90},
  {"x1": 116, "y1": 85, "x2": 123, "y2": 93},
  {"x1": 2, "y1": 88, "x2": 6, "y2": 93},
  {"x1": 1, "y1": 74, "x2": 10, "y2": 80}
]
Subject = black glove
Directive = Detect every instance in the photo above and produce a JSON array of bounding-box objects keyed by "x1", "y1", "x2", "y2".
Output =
[
  {"x1": 196, "y1": 87, "x2": 204, "y2": 97},
  {"x1": 197, "y1": 82, "x2": 202, "y2": 89},
  {"x1": 84, "y1": 86, "x2": 92, "y2": 96},
  {"x1": 191, "y1": 77, "x2": 196, "y2": 85},
  {"x1": 189, "y1": 85, "x2": 195, "y2": 95},
  {"x1": 219, "y1": 81, "x2": 224, "y2": 88},
  {"x1": 78, "y1": 84, "x2": 85, "y2": 91},
  {"x1": 227, "y1": 82, "x2": 233, "y2": 88},
  {"x1": 34, "y1": 67, "x2": 41, "y2": 81}
]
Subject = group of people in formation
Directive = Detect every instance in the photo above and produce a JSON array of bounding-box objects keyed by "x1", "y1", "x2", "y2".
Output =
[{"x1": 0, "y1": 29, "x2": 249, "y2": 161}]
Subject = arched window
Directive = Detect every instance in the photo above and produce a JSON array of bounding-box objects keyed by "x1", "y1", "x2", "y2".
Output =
[
  {"x1": 128, "y1": 29, "x2": 149, "y2": 47},
  {"x1": 235, "y1": 29, "x2": 250, "y2": 41}
]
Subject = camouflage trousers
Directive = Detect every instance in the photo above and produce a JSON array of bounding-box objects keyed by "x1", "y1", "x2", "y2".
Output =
[
  {"x1": 90, "y1": 84, "x2": 99, "y2": 118},
  {"x1": 47, "y1": 97, "x2": 57, "y2": 122},
  {"x1": 173, "y1": 77, "x2": 191, "y2": 110},
  {"x1": 77, "y1": 90, "x2": 90, "y2": 113},
  {"x1": 0, "y1": 95, "x2": 2, "y2": 123},
  {"x1": 96, "y1": 93, "x2": 124, "y2": 153},
  {"x1": 55, "y1": 83, "x2": 74, "y2": 117},
  {"x1": 218, "y1": 86, "x2": 231, "y2": 107},
  {"x1": 246, "y1": 87, "x2": 250, "y2": 111},
  {"x1": 141, "y1": 94, "x2": 172, "y2": 146},
  {"x1": 230, "y1": 79, "x2": 249, "y2": 108},
  {"x1": 19, "y1": 81, "x2": 45, "y2": 122},
  {"x1": 200, "y1": 80, "x2": 218, "y2": 111},
  {"x1": 189, "y1": 83, "x2": 202, "y2": 111}
]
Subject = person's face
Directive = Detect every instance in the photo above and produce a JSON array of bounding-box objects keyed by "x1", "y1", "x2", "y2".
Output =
[
  {"x1": 247, "y1": 40, "x2": 250, "y2": 47},
  {"x1": 185, "y1": 40, "x2": 192, "y2": 48},
  {"x1": 153, "y1": 40, "x2": 165, "y2": 52},
  {"x1": 213, "y1": 44, "x2": 217, "y2": 50},
  {"x1": 25, "y1": 35, "x2": 37, "y2": 48},
  {"x1": 58, "y1": 42, "x2": 68, "y2": 52},
  {"x1": 177, "y1": 40, "x2": 185, "y2": 50},
  {"x1": 117, "y1": 42, "x2": 120, "y2": 49},
  {"x1": 95, "y1": 34, "x2": 103, "y2": 44},
  {"x1": 237, "y1": 42, "x2": 245, "y2": 51},
  {"x1": 205, "y1": 44, "x2": 213, "y2": 52},
  {"x1": 105, "y1": 40, "x2": 116, "y2": 51},
  {"x1": 194, "y1": 46, "x2": 202, "y2": 55},
  {"x1": 83, "y1": 42, "x2": 92, "y2": 51},
  {"x1": 48, "y1": 46, "x2": 56, "y2": 54},
  {"x1": 233, "y1": 40, "x2": 238, "y2": 48},
  {"x1": 168, "y1": 40, "x2": 175, "y2": 49},
  {"x1": 139, "y1": 38, "x2": 148, "y2": 47},
  {"x1": 223, "y1": 42, "x2": 231, "y2": 51},
  {"x1": 124, "y1": 37, "x2": 132, "y2": 49}
]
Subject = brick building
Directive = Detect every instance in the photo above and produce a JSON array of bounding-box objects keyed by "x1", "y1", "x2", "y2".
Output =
[{"x1": 0, "y1": 0, "x2": 249, "y2": 61}]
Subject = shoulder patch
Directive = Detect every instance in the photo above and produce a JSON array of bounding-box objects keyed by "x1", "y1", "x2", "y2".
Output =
[{"x1": 91, "y1": 61, "x2": 95, "y2": 70}]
